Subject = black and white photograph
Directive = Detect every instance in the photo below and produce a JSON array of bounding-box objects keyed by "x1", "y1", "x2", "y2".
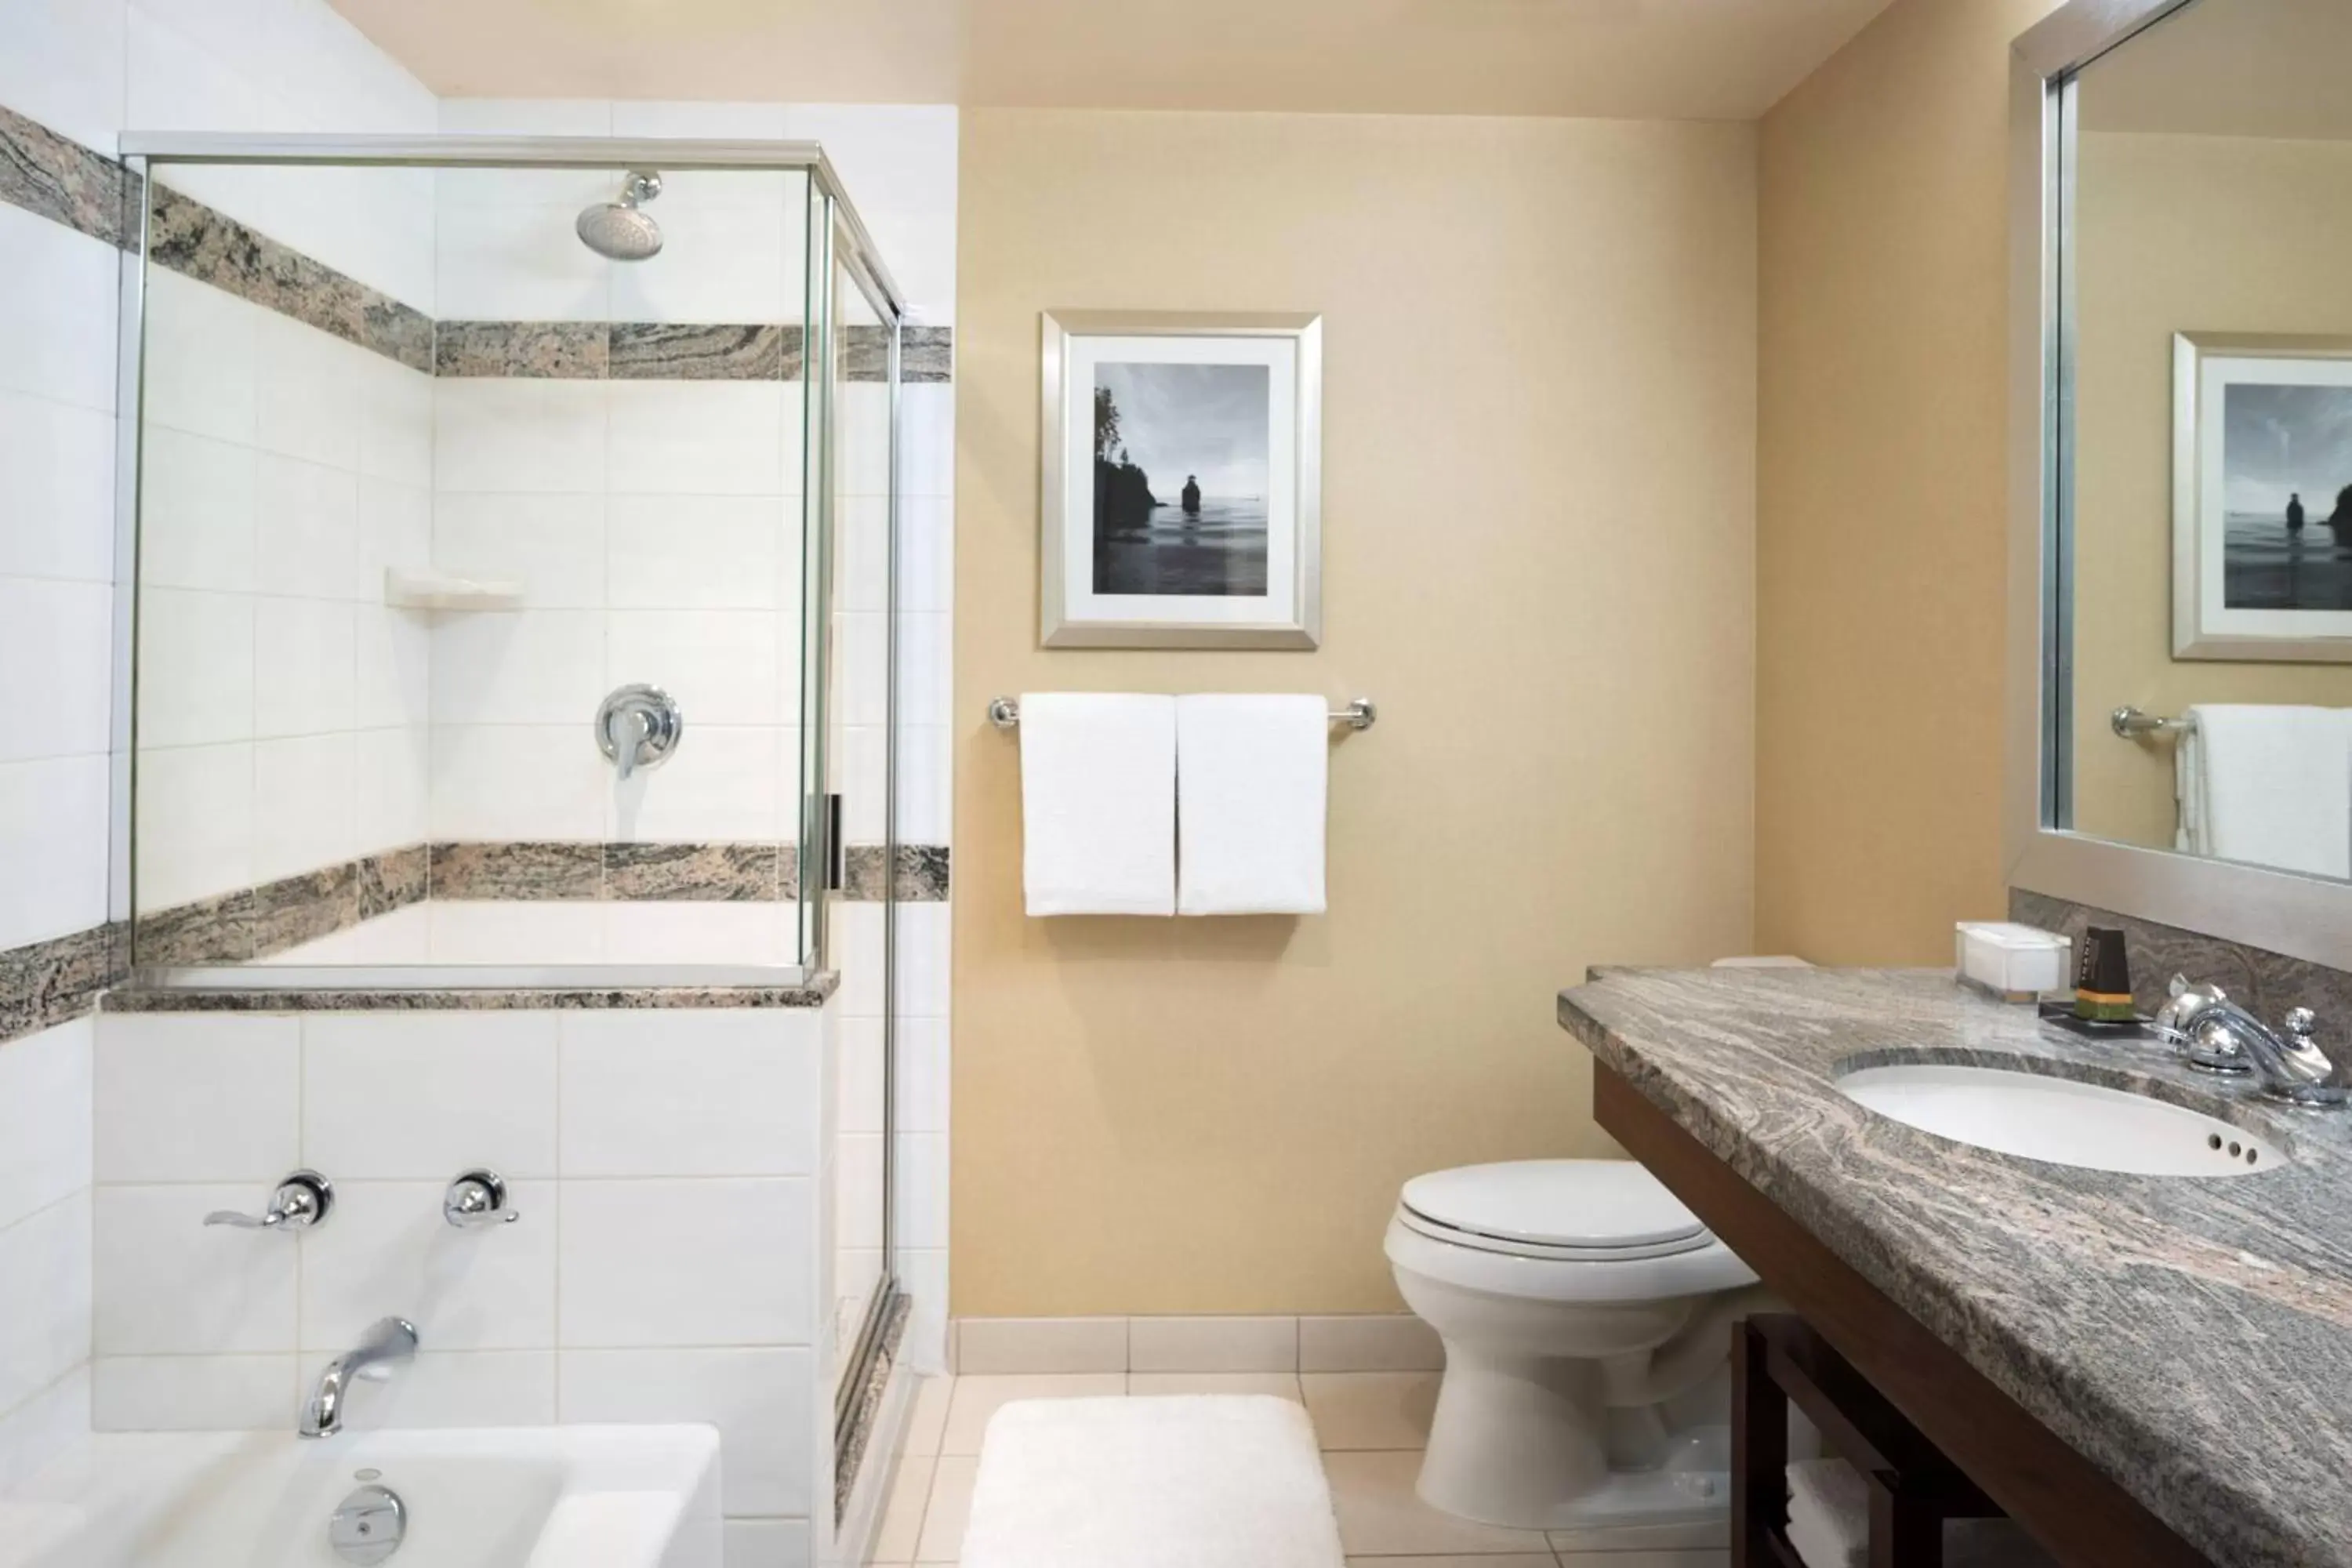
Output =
[
  {"x1": 1041, "y1": 311, "x2": 1323, "y2": 648},
  {"x1": 1091, "y1": 361, "x2": 1271, "y2": 597},
  {"x1": 2222, "y1": 381, "x2": 2352, "y2": 612}
]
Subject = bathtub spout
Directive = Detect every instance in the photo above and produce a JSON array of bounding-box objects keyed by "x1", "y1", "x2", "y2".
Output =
[{"x1": 301, "y1": 1317, "x2": 418, "y2": 1439}]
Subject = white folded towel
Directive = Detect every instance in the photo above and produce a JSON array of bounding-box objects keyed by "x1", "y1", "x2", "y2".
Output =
[
  {"x1": 1785, "y1": 1457, "x2": 1867, "y2": 1568},
  {"x1": 1175, "y1": 694, "x2": 1328, "y2": 916},
  {"x1": 2179, "y1": 704, "x2": 2352, "y2": 879},
  {"x1": 1019, "y1": 692, "x2": 1176, "y2": 916}
]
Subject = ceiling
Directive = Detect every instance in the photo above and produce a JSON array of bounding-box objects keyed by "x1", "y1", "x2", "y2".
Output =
[
  {"x1": 2081, "y1": 0, "x2": 2352, "y2": 142},
  {"x1": 324, "y1": 0, "x2": 1899, "y2": 121}
]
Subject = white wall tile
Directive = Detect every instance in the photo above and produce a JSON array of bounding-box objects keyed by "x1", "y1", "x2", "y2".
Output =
[
  {"x1": 299, "y1": 1180, "x2": 557, "y2": 1352},
  {"x1": 93, "y1": 1184, "x2": 299, "y2": 1354},
  {"x1": 560, "y1": 1178, "x2": 812, "y2": 1348},
  {"x1": 358, "y1": 361, "x2": 435, "y2": 485},
  {"x1": 895, "y1": 613, "x2": 949, "y2": 728},
  {"x1": 437, "y1": 98, "x2": 614, "y2": 136},
  {"x1": 354, "y1": 605, "x2": 431, "y2": 730},
  {"x1": 434, "y1": 492, "x2": 608, "y2": 609},
  {"x1": 434, "y1": 379, "x2": 608, "y2": 494},
  {"x1": 434, "y1": 204, "x2": 612, "y2": 323},
  {"x1": 894, "y1": 1016, "x2": 949, "y2": 1134},
  {"x1": 608, "y1": 383, "x2": 789, "y2": 497},
  {"x1": 252, "y1": 597, "x2": 355, "y2": 739},
  {"x1": 352, "y1": 1348, "x2": 557, "y2": 1428},
  {"x1": 302, "y1": 1013, "x2": 561, "y2": 1179},
  {"x1": 895, "y1": 494, "x2": 951, "y2": 614},
  {"x1": 0, "y1": 205, "x2": 117, "y2": 417},
  {"x1": 427, "y1": 724, "x2": 608, "y2": 841},
  {"x1": 95, "y1": 1014, "x2": 300, "y2": 1185},
  {"x1": 138, "y1": 426, "x2": 257, "y2": 593},
  {"x1": 0, "y1": 389, "x2": 115, "y2": 583},
  {"x1": 891, "y1": 903, "x2": 950, "y2": 1017},
  {"x1": 560, "y1": 1011, "x2": 818, "y2": 1178},
  {"x1": 899, "y1": 385, "x2": 954, "y2": 499},
  {"x1": 254, "y1": 453, "x2": 359, "y2": 599},
  {"x1": 351, "y1": 724, "x2": 430, "y2": 848},
  {"x1": 135, "y1": 587, "x2": 253, "y2": 748},
  {"x1": 0, "y1": 1364, "x2": 90, "y2": 1490},
  {"x1": 423, "y1": 902, "x2": 607, "y2": 966},
  {"x1": 0, "y1": 755, "x2": 111, "y2": 949},
  {"x1": 608, "y1": 494, "x2": 788, "y2": 611},
  {"x1": 0, "y1": 577, "x2": 111, "y2": 760},
  {"x1": 561, "y1": 1346, "x2": 814, "y2": 1517},
  {"x1": 721, "y1": 1517, "x2": 811, "y2": 1568},
  {"x1": 93, "y1": 1354, "x2": 295, "y2": 1432},
  {"x1": 252, "y1": 732, "x2": 356, "y2": 880},
  {"x1": 140, "y1": 268, "x2": 257, "y2": 445},
  {"x1": 358, "y1": 478, "x2": 434, "y2": 595},
  {"x1": 891, "y1": 1134, "x2": 946, "y2": 1250},
  {"x1": 0, "y1": 1192, "x2": 91, "y2": 1416},
  {"x1": 0, "y1": 1018, "x2": 93, "y2": 1232},
  {"x1": 429, "y1": 611, "x2": 605, "y2": 726},
  {"x1": 252, "y1": 310, "x2": 361, "y2": 470},
  {"x1": 894, "y1": 725, "x2": 950, "y2": 845},
  {"x1": 0, "y1": 0, "x2": 128, "y2": 155},
  {"x1": 132, "y1": 739, "x2": 254, "y2": 908},
  {"x1": 608, "y1": 201, "x2": 791, "y2": 326},
  {"x1": 125, "y1": 5, "x2": 263, "y2": 135}
]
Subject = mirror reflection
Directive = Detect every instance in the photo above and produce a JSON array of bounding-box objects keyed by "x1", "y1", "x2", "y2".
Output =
[{"x1": 2063, "y1": 0, "x2": 2352, "y2": 880}]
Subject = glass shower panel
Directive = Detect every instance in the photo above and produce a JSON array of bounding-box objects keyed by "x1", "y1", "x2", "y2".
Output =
[
  {"x1": 128, "y1": 154, "x2": 820, "y2": 980},
  {"x1": 828, "y1": 235, "x2": 897, "y2": 1410}
]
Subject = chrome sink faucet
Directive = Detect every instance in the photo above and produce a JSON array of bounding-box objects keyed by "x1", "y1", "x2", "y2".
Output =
[
  {"x1": 301, "y1": 1317, "x2": 418, "y2": 1439},
  {"x1": 2155, "y1": 976, "x2": 2349, "y2": 1108}
]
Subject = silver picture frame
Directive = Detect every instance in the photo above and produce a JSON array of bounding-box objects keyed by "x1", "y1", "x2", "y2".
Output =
[
  {"x1": 1039, "y1": 310, "x2": 1323, "y2": 649},
  {"x1": 2171, "y1": 329, "x2": 2352, "y2": 663}
]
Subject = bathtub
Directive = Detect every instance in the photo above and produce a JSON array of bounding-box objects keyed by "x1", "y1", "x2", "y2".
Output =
[{"x1": 0, "y1": 1425, "x2": 720, "y2": 1568}]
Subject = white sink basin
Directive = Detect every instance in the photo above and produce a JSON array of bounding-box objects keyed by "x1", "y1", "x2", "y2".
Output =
[{"x1": 1835, "y1": 1062, "x2": 2280, "y2": 1176}]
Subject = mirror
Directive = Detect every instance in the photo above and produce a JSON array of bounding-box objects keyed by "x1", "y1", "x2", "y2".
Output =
[{"x1": 2057, "y1": 0, "x2": 2352, "y2": 882}]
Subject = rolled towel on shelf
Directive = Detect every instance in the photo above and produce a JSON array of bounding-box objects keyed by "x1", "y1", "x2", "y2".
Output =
[
  {"x1": 1175, "y1": 694, "x2": 1330, "y2": 916},
  {"x1": 1018, "y1": 692, "x2": 1177, "y2": 916},
  {"x1": 1783, "y1": 1457, "x2": 2056, "y2": 1568}
]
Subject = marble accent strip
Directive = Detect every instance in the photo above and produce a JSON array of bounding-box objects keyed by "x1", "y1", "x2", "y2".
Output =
[
  {"x1": 137, "y1": 845, "x2": 431, "y2": 967},
  {"x1": 0, "y1": 102, "x2": 134, "y2": 248},
  {"x1": 2010, "y1": 888, "x2": 2352, "y2": 1021},
  {"x1": 840, "y1": 323, "x2": 953, "y2": 383},
  {"x1": 434, "y1": 320, "x2": 608, "y2": 379},
  {"x1": 605, "y1": 841, "x2": 783, "y2": 901},
  {"x1": 147, "y1": 185, "x2": 434, "y2": 373},
  {"x1": 611, "y1": 321, "x2": 799, "y2": 381},
  {"x1": 844, "y1": 844, "x2": 950, "y2": 902},
  {"x1": 0, "y1": 921, "x2": 125, "y2": 1046},
  {"x1": 102, "y1": 969, "x2": 840, "y2": 1015},
  {"x1": 836, "y1": 1290, "x2": 912, "y2": 1523},
  {"x1": 427, "y1": 840, "x2": 604, "y2": 901}
]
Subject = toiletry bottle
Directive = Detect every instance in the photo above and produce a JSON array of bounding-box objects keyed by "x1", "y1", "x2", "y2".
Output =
[{"x1": 2073, "y1": 927, "x2": 2136, "y2": 1023}]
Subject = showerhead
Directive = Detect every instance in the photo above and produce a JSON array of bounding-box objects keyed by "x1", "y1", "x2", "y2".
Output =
[{"x1": 576, "y1": 170, "x2": 663, "y2": 261}]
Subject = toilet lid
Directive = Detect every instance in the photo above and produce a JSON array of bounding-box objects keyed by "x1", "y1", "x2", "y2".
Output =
[{"x1": 1399, "y1": 1160, "x2": 1708, "y2": 1253}]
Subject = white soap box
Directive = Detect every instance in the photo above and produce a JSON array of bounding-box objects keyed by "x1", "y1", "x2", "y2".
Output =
[{"x1": 1955, "y1": 922, "x2": 2070, "y2": 1004}]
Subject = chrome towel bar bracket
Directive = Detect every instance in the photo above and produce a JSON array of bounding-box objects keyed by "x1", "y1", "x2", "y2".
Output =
[
  {"x1": 987, "y1": 695, "x2": 1376, "y2": 731},
  {"x1": 2112, "y1": 705, "x2": 2194, "y2": 740}
]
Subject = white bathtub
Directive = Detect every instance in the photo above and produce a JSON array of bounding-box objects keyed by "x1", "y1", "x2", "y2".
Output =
[{"x1": 0, "y1": 1425, "x2": 720, "y2": 1568}]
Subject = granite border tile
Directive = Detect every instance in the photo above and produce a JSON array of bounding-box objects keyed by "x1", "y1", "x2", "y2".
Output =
[
  {"x1": 248, "y1": 860, "x2": 361, "y2": 960},
  {"x1": 902, "y1": 325, "x2": 953, "y2": 383},
  {"x1": 835, "y1": 1290, "x2": 911, "y2": 1523},
  {"x1": 360, "y1": 845, "x2": 430, "y2": 917},
  {"x1": 100, "y1": 970, "x2": 841, "y2": 1014},
  {"x1": 146, "y1": 184, "x2": 434, "y2": 375},
  {"x1": 609, "y1": 321, "x2": 791, "y2": 381},
  {"x1": 0, "y1": 103, "x2": 132, "y2": 248},
  {"x1": 430, "y1": 841, "x2": 604, "y2": 901},
  {"x1": 434, "y1": 319, "x2": 608, "y2": 379},
  {"x1": 843, "y1": 844, "x2": 949, "y2": 902},
  {"x1": 604, "y1": 841, "x2": 780, "y2": 901},
  {"x1": 133, "y1": 888, "x2": 260, "y2": 967},
  {"x1": 0, "y1": 921, "x2": 124, "y2": 1044}
]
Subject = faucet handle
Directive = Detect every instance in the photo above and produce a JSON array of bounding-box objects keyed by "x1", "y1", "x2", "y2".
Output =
[
  {"x1": 2285, "y1": 1006, "x2": 2319, "y2": 1040},
  {"x1": 442, "y1": 1168, "x2": 521, "y2": 1229},
  {"x1": 205, "y1": 1171, "x2": 332, "y2": 1232}
]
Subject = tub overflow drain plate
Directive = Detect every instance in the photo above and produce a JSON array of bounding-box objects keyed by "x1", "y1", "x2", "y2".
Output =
[{"x1": 329, "y1": 1483, "x2": 407, "y2": 1565}]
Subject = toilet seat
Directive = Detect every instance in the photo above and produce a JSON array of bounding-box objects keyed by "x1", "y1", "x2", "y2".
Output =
[{"x1": 1385, "y1": 1160, "x2": 1757, "y2": 1303}]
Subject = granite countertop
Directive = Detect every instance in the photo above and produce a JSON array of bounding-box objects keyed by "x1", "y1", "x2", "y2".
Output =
[
  {"x1": 1558, "y1": 966, "x2": 2352, "y2": 1568},
  {"x1": 101, "y1": 970, "x2": 839, "y2": 1013}
]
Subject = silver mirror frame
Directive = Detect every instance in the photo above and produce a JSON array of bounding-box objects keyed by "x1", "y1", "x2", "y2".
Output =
[{"x1": 2005, "y1": 0, "x2": 2352, "y2": 969}]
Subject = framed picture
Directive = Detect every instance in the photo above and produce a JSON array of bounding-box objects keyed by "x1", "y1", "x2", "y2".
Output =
[
  {"x1": 2173, "y1": 331, "x2": 2352, "y2": 662},
  {"x1": 1040, "y1": 310, "x2": 1323, "y2": 648}
]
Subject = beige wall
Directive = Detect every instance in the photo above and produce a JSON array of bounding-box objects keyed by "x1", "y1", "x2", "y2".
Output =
[
  {"x1": 2070, "y1": 132, "x2": 2352, "y2": 850},
  {"x1": 953, "y1": 110, "x2": 1758, "y2": 1315},
  {"x1": 1754, "y1": 0, "x2": 2064, "y2": 964}
]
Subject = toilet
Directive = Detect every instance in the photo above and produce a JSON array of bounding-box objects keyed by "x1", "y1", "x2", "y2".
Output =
[{"x1": 1385, "y1": 1159, "x2": 1766, "y2": 1532}]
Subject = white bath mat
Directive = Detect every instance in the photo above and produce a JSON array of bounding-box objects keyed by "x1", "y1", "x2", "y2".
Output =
[{"x1": 960, "y1": 1396, "x2": 1346, "y2": 1568}]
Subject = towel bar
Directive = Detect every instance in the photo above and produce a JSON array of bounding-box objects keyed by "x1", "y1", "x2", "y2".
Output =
[{"x1": 987, "y1": 695, "x2": 1377, "y2": 731}]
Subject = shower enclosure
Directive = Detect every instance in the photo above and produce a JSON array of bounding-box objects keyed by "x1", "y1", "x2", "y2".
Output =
[{"x1": 114, "y1": 132, "x2": 910, "y2": 1468}]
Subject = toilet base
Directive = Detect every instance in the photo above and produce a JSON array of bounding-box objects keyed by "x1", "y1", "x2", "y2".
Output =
[{"x1": 1412, "y1": 1340, "x2": 1733, "y2": 1531}]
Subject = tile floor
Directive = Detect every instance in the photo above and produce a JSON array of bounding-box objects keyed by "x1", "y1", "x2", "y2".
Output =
[{"x1": 864, "y1": 1372, "x2": 1731, "y2": 1567}]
